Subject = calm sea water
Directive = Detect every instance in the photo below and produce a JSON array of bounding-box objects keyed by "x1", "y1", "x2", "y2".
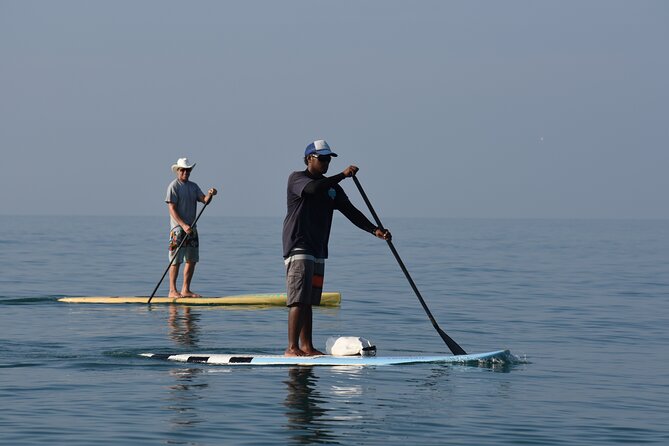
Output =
[{"x1": 1, "y1": 216, "x2": 668, "y2": 445}]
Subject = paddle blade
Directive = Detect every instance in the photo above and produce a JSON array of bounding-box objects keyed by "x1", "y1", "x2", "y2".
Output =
[{"x1": 437, "y1": 327, "x2": 467, "y2": 356}]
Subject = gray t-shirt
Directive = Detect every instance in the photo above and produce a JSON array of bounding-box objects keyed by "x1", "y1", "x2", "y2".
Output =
[{"x1": 165, "y1": 179, "x2": 204, "y2": 229}]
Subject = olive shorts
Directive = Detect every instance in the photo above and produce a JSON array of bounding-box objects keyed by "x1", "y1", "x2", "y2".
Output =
[{"x1": 285, "y1": 254, "x2": 325, "y2": 306}]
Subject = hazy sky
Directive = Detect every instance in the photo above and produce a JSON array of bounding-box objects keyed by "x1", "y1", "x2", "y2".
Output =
[{"x1": 2, "y1": 1, "x2": 667, "y2": 218}]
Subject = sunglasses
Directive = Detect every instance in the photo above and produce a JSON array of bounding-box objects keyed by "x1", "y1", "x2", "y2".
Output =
[
  {"x1": 178, "y1": 168, "x2": 192, "y2": 173},
  {"x1": 312, "y1": 154, "x2": 332, "y2": 163}
]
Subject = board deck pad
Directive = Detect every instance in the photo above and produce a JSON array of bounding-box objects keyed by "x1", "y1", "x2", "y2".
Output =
[
  {"x1": 140, "y1": 349, "x2": 513, "y2": 366},
  {"x1": 58, "y1": 292, "x2": 341, "y2": 306}
]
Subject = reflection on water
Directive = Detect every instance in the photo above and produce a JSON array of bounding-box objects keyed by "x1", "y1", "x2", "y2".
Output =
[
  {"x1": 283, "y1": 367, "x2": 337, "y2": 444},
  {"x1": 168, "y1": 306, "x2": 200, "y2": 347},
  {"x1": 163, "y1": 368, "x2": 209, "y2": 444},
  {"x1": 164, "y1": 367, "x2": 208, "y2": 442},
  {"x1": 329, "y1": 366, "x2": 364, "y2": 401}
]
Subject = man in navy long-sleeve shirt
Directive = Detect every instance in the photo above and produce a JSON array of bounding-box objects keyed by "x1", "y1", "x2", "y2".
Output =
[{"x1": 281, "y1": 140, "x2": 391, "y2": 356}]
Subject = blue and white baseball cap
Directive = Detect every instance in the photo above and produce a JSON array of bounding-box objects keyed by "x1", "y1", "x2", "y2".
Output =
[{"x1": 305, "y1": 140, "x2": 338, "y2": 157}]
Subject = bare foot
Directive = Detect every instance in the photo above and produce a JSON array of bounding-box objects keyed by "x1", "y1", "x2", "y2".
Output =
[
  {"x1": 284, "y1": 347, "x2": 307, "y2": 357},
  {"x1": 168, "y1": 291, "x2": 182, "y2": 298},
  {"x1": 301, "y1": 348, "x2": 325, "y2": 356},
  {"x1": 180, "y1": 291, "x2": 202, "y2": 298}
]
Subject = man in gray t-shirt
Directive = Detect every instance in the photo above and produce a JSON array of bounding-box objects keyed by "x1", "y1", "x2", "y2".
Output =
[{"x1": 165, "y1": 158, "x2": 217, "y2": 298}]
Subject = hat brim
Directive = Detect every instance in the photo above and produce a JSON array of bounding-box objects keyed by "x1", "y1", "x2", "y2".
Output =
[
  {"x1": 172, "y1": 163, "x2": 196, "y2": 173},
  {"x1": 306, "y1": 150, "x2": 338, "y2": 157}
]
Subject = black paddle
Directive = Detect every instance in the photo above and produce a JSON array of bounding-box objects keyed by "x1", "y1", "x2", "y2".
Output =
[
  {"x1": 352, "y1": 175, "x2": 467, "y2": 355},
  {"x1": 148, "y1": 198, "x2": 212, "y2": 304}
]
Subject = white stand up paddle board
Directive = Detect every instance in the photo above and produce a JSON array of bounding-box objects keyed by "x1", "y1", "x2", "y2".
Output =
[{"x1": 141, "y1": 349, "x2": 512, "y2": 366}]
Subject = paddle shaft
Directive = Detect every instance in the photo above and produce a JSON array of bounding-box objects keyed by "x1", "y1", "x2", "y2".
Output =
[
  {"x1": 352, "y1": 176, "x2": 467, "y2": 355},
  {"x1": 148, "y1": 198, "x2": 212, "y2": 303}
]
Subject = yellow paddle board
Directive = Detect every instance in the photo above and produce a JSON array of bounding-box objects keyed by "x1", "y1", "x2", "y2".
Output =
[{"x1": 58, "y1": 292, "x2": 341, "y2": 306}]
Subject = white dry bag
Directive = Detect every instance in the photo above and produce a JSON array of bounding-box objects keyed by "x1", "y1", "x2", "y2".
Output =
[{"x1": 325, "y1": 336, "x2": 376, "y2": 356}]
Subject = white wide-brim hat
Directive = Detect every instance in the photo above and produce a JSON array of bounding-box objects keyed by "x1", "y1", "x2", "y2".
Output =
[{"x1": 171, "y1": 157, "x2": 197, "y2": 173}]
